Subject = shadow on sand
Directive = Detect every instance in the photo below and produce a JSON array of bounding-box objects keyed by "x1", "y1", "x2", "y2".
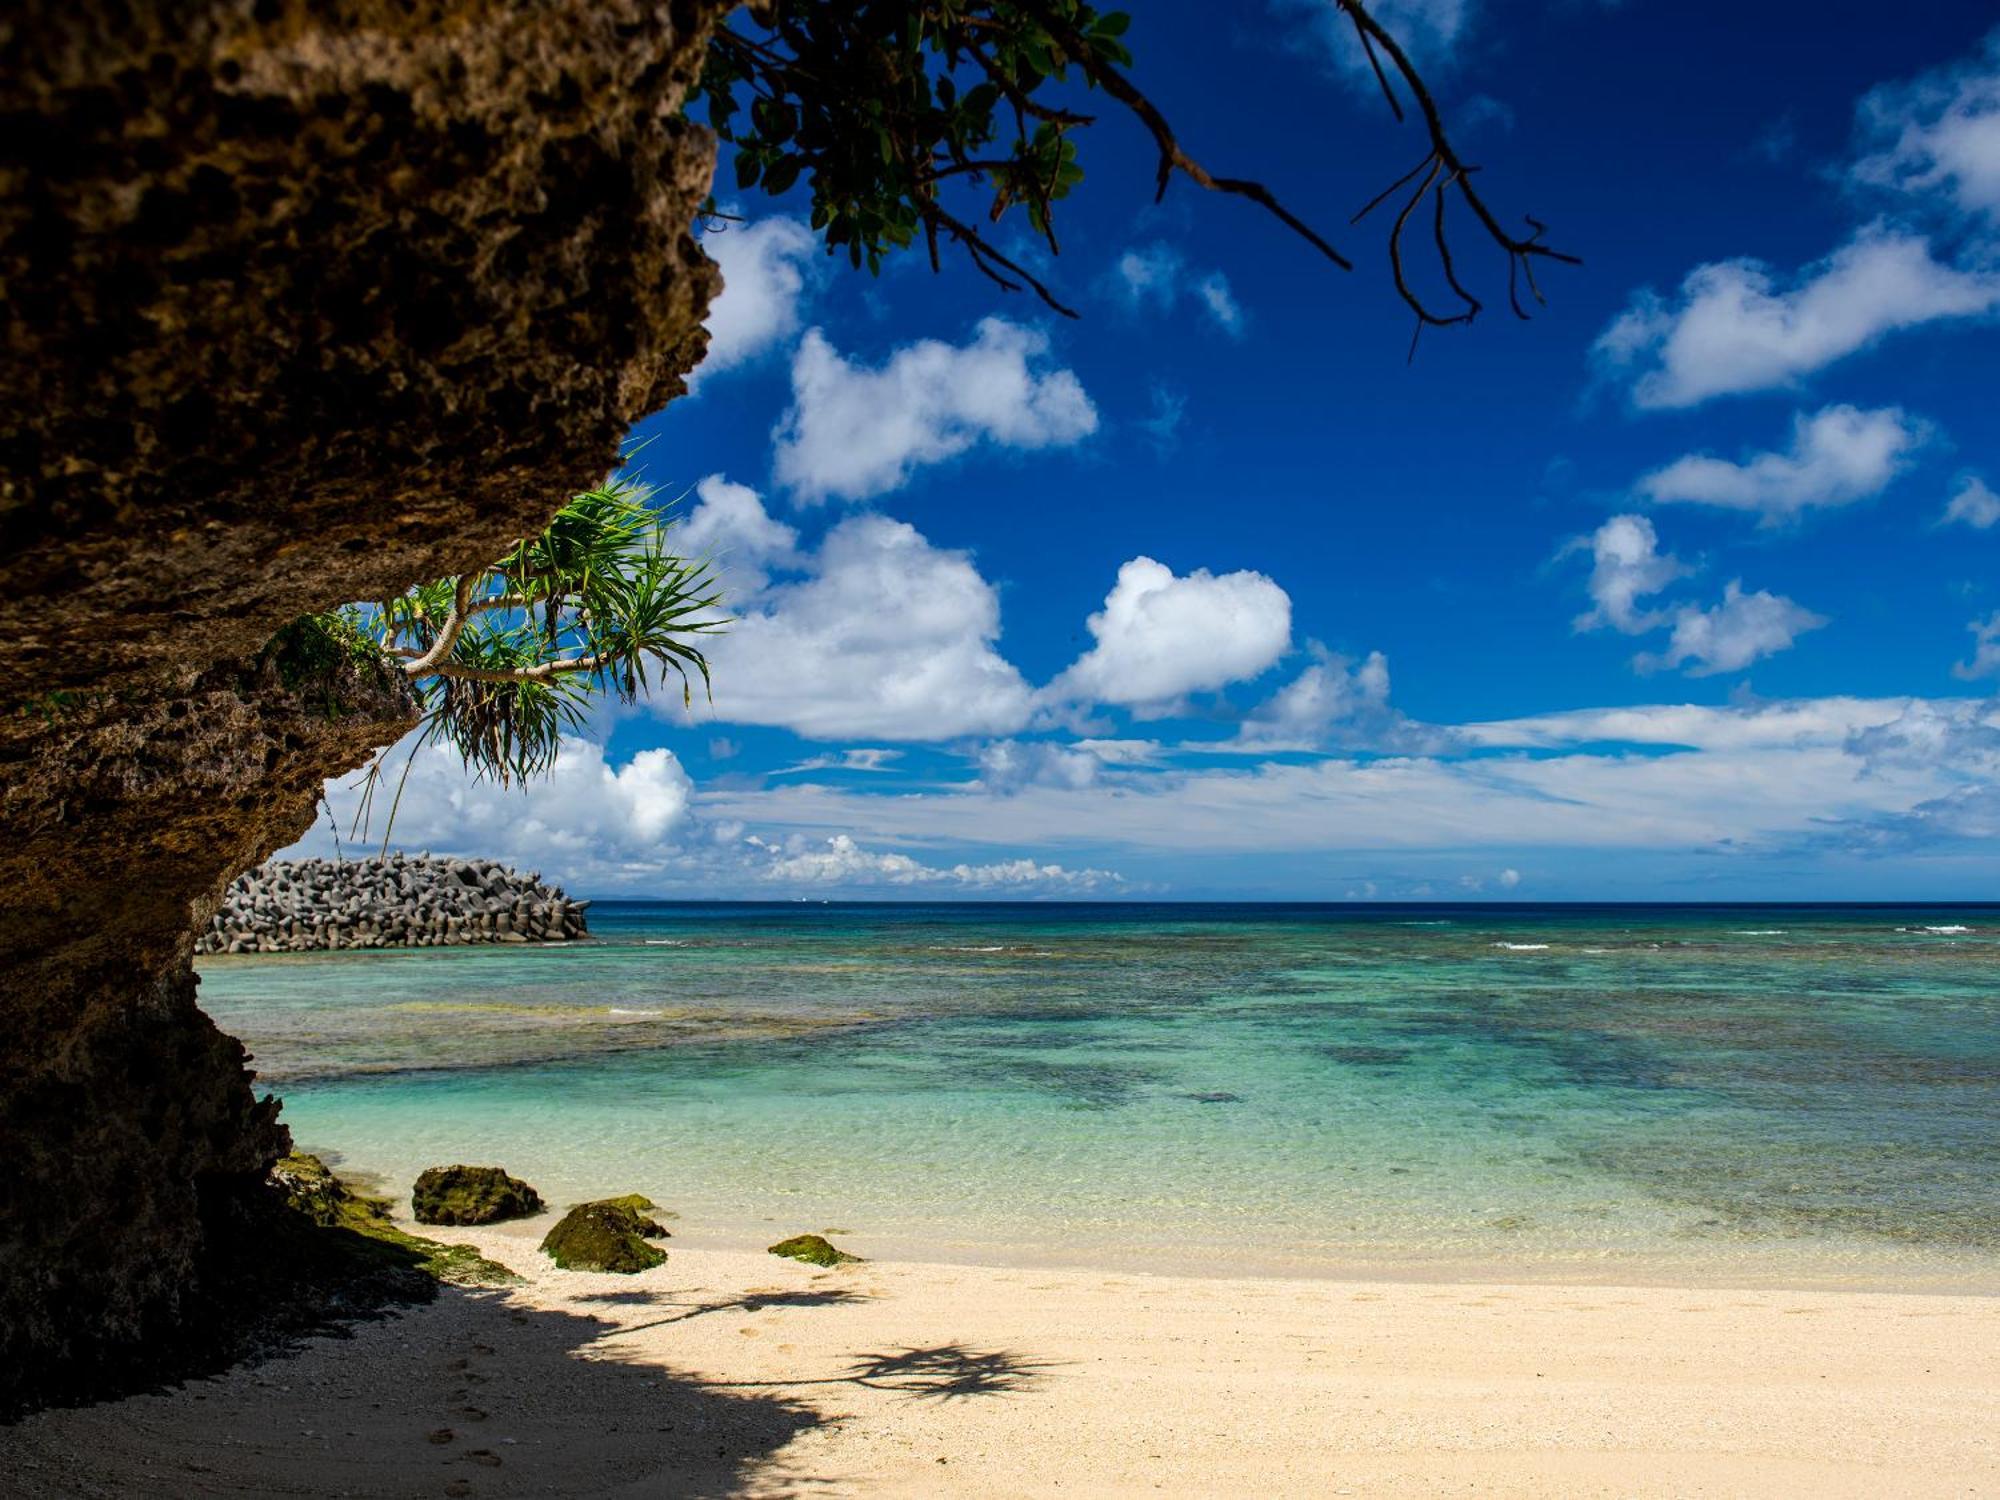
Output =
[
  {"x1": 710, "y1": 1342, "x2": 1059, "y2": 1403},
  {"x1": 575, "y1": 1284, "x2": 873, "y2": 1337},
  {"x1": 0, "y1": 1284, "x2": 825, "y2": 1499}
]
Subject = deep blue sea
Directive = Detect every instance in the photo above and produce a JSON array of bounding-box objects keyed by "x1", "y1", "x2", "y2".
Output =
[{"x1": 197, "y1": 902, "x2": 2000, "y2": 1286}]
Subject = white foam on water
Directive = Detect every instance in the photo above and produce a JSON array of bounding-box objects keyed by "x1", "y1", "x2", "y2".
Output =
[
  {"x1": 643, "y1": 939, "x2": 690, "y2": 946},
  {"x1": 1904, "y1": 925, "x2": 1973, "y2": 935},
  {"x1": 1492, "y1": 942, "x2": 1552, "y2": 951},
  {"x1": 1731, "y1": 930, "x2": 1787, "y2": 936}
]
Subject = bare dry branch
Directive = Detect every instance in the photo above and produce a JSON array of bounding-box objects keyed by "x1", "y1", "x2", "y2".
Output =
[
  {"x1": 1333, "y1": 0, "x2": 1581, "y2": 336},
  {"x1": 1021, "y1": 1, "x2": 1354, "y2": 273}
]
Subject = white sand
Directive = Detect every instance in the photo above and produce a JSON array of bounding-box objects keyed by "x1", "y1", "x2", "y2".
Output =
[{"x1": 5, "y1": 1215, "x2": 1996, "y2": 1498}]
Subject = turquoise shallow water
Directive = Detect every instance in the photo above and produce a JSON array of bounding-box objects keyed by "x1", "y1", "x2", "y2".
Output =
[{"x1": 197, "y1": 903, "x2": 2000, "y2": 1287}]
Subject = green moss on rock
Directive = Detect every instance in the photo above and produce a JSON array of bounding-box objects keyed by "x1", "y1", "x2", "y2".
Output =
[
  {"x1": 767, "y1": 1233, "x2": 860, "y2": 1267},
  {"x1": 258, "y1": 611, "x2": 397, "y2": 719},
  {"x1": 597, "y1": 1192, "x2": 656, "y2": 1214},
  {"x1": 274, "y1": 1154, "x2": 518, "y2": 1287},
  {"x1": 412, "y1": 1165, "x2": 544, "y2": 1226},
  {"x1": 539, "y1": 1202, "x2": 668, "y2": 1273}
]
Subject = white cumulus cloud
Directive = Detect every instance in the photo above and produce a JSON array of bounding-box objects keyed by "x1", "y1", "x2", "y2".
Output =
[
  {"x1": 289, "y1": 735, "x2": 1120, "y2": 896},
  {"x1": 692, "y1": 495, "x2": 1034, "y2": 741},
  {"x1": 772, "y1": 319, "x2": 1098, "y2": 502},
  {"x1": 1047, "y1": 556, "x2": 1292, "y2": 711},
  {"x1": 690, "y1": 217, "x2": 817, "y2": 387},
  {"x1": 1592, "y1": 228, "x2": 1999, "y2": 409},
  {"x1": 674, "y1": 473, "x2": 801, "y2": 596},
  {"x1": 1636, "y1": 404, "x2": 1925, "y2": 522},
  {"x1": 299, "y1": 738, "x2": 698, "y2": 876},
  {"x1": 1566, "y1": 515, "x2": 1824, "y2": 676}
]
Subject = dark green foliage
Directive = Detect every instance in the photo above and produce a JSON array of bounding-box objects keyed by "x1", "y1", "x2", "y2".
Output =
[
  {"x1": 258, "y1": 610, "x2": 396, "y2": 719},
  {"x1": 378, "y1": 480, "x2": 722, "y2": 787},
  {"x1": 539, "y1": 1201, "x2": 670, "y2": 1273},
  {"x1": 698, "y1": 1, "x2": 1574, "y2": 327},
  {"x1": 698, "y1": 1, "x2": 1151, "y2": 312},
  {"x1": 341, "y1": 478, "x2": 725, "y2": 848},
  {"x1": 411, "y1": 1164, "x2": 545, "y2": 1226},
  {"x1": 767, "y1": 1233, "x2": 861, "y2": 1267}
]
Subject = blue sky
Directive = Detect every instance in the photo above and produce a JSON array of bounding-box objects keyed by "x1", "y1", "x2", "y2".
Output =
[{"x1": 294, "y1": 1, "x2": 2000, "y2": 899}]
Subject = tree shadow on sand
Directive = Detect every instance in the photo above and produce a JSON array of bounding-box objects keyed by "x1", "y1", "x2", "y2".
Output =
[
  {"x1": 573, "y1": 1285, "x2": 872, "y2": 1337},
  {"x1": 715, "y1": 1343, "x2": 1059, "y2": 1403},
  {"x1": 0, "y1": 1284, "x2": 826, "y2": 1499}
]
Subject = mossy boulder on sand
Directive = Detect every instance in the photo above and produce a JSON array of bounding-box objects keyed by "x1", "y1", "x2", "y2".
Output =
[
  {"x1": 540, "y1": 1202, "x2": 668, "y2": 1274},
  {"x1": 768, "y1": 1234, "x2": 861, "y2": 1267},
  {"x1": 274, "y1": 1155, "x2": 517, "y2": 1288},
  {"x1": 412, "y1": 1165, "x2": 544, "y2": 1226}
]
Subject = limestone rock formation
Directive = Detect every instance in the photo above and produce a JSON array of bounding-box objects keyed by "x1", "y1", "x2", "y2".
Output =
[{"x1": 0, "y1": 0, "x2": 728, "y2": 1410}]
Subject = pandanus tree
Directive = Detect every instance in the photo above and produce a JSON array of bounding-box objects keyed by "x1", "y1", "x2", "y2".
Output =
[{"x1": 325, "y1": 481, "x2": 724, "y2": 840}]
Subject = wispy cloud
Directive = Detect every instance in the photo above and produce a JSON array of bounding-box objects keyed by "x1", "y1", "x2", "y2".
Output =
[
  {"x1": 1565, "y1": 514, "x2": 1824, "y2": 676},
  {"x1": 1637, "y1": 404, "x2": 1926, "y2": 523},
  {"x1": 1593, "y1": 229, "x2": 1998, "y2": 409},
  {"x1": 1110, "y1": 243, "x2": 1246, "y2": 336},
  {"x1": 1637, "y1": 582, "x2": 1829, "y2": 678},
  {"x1": 1941, "y1": 474, "x2": 2000, "y2": 529}
]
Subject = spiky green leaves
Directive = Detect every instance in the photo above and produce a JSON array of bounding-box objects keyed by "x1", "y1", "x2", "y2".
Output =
[{"x1": 338, "y1": 479, "x2": 725, "y2": 848}]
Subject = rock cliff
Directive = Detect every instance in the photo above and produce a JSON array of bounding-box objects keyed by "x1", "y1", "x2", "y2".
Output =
[{"x1": 0, "y1": 0, "x2": 728, "y2": 1409}]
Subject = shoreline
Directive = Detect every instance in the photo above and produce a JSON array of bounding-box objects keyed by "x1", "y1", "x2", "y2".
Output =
[
  {"x1": 583, "y1": 1213, "x2": 2000, "y2": 1298},
  {"x1": 7, "y1": 1214, "x2": 1996, "y2": 1497},
  {"x1": 316, "y1": 1146, "x2": 2000, "y2": 1301}
]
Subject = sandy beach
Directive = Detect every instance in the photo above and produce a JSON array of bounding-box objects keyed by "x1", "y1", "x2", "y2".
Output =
[{"x1": 5, "y1": 1214, "x2": 1995, "y2": 1498}]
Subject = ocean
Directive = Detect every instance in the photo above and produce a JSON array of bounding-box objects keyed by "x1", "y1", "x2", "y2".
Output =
[{"x1": 196, "y1": 902, "x2": 2000, "y2": 1288}]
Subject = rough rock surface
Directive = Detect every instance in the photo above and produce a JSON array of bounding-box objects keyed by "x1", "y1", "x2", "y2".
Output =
[
  {"x1": 0, "y1": 0, "x2": 724, "y2": 693},
  {"x1": 200, "y1": 855, "x2": 589, "y2": 952},
  {"x1": 411, "y1": 1166, "x2": 544, "y2": 1227},
  {"x1": 0, "y1": 0, "x2": 728, "y2": 1410},
  {"x1": 540, "y1": 1202, "x2": 670, "y2": 1274}
]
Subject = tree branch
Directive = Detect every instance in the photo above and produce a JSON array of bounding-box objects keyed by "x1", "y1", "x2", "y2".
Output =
[
  {"x1": 399, "y1": 572, "x2": 477, "y2": 676},
  {"x1": 1020, "y1": 0, "x2": 1354, "y2": 273},
  {"x1": 1333, "y1": 0, "x2": 1580, "y2": 331},
  {"x1": 422, "y1": 653, "x2": 613, "y2": 686}
]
